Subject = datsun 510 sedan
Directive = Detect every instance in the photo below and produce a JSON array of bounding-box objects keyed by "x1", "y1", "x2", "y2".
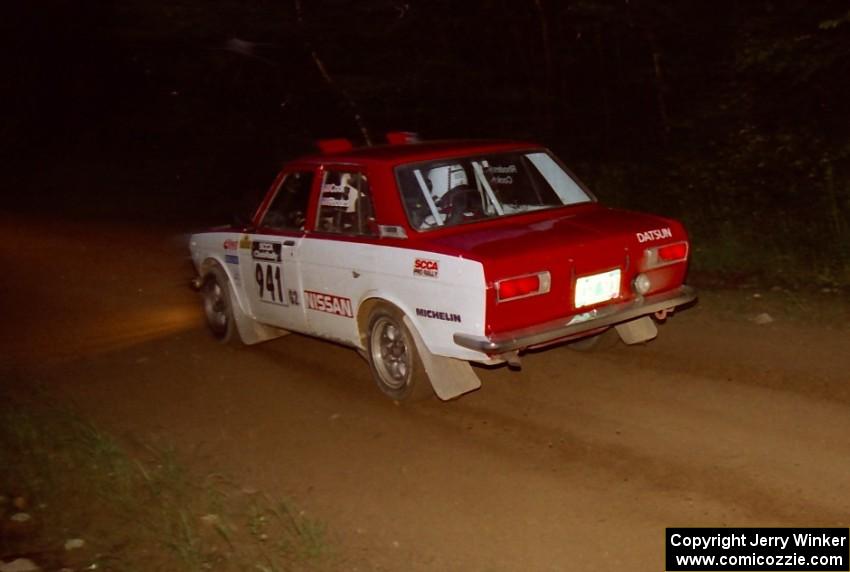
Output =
[{"x1": 189, "y1": 133, "x2": 696, "y2": 401}]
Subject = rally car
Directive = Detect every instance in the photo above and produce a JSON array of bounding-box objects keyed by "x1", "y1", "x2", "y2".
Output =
[{"x1": 188, "y1": 133, "x2": 696, "y2": 401}]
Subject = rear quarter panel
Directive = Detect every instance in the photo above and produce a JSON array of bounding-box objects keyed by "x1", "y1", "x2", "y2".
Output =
[{"x1": 355, "y1": 245, "x2": 488, "y2": 361}]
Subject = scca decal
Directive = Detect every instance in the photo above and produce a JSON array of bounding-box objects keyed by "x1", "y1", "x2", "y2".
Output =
[
  {"x1": 416, "y1": 308, "x2": 462, "y2": 323},
  {"x1": 413, "y1": 258, "x2": 439, "y2": 278},
  {"x1": 223, "y1": 239, "x2": 239, "y2": 250},
  {"x1": 305, "y1": 291, "x2": 353, "y2": 318},
  {"x1": 252, "y1": 241, "x2": 282, "y2": 262},
  {"x1": 636, "y1": 227, "x2": 673, "y2": 243}
]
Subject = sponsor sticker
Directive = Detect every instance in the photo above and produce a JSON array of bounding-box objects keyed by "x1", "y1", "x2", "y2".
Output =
[
  {"x1": 636, "y1": 227, "x2": 673, "y2": 243},
  {"x1": 413, "y1": 258, "x2": 439, "y2": 278},
  {"x1": 288, "y1": 289, "x2": 299, "y2": 306},
  {"x1": 320, "y1": 183, "x2": 356, "y2": 209},
  {"x1": 251, "y1": 241, "x2": 282, "y2": 262},
  {"x1": 416, "y1": 308, "x2": 462, "y2": 323},
  {"x1": 305, "y1": 291, "x2": 353, "y2": 318},
  {"x1": 223, "y1": 239, "x2": 239, "y2": 250},
  {"x1": 225, "y1": 254, "x2": 239, "y2": 265},
  {"x1": 489, "y1": 164, "x2": 517, "y2": 185},
  {"x1": 490, "y1": 164, "x2": 518, "y2": 174},
  {"x1": 239, "y1": 235, "x2": 252, "y2": 249}
]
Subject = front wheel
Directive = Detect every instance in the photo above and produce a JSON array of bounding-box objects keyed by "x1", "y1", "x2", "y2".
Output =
[
  {"x1": 366, "y1": 307, "x2": 432, "y2": 401},
  {"x1": 200, "y1": 266, "x2": 242, "y2": 346}
]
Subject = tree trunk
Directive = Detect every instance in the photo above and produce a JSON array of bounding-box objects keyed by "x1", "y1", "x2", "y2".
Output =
[
  {"x1": 644, "y1": 28, "x2": 671, "y2": 143},
  {"x1": 595, "y1": 26, "x2": 612, "y2": 146},
  {"x1": 532, "y1": 0, "x2": 555, "y2": 132}
]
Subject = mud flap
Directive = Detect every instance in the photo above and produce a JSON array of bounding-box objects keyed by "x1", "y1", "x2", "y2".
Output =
[
  {"x1": 226, "y1": 279, "x2": 290, "y2": 345},
  {"x1": 615, "y1": 316, "x2": 658, "y2": 345},
  {"x1": 403, "y1": 315, "x2": 482, "y2": 400}
]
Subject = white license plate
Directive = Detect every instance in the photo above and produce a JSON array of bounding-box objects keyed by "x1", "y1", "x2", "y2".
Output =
[{"x1": 574, "y1": 269, "x2": 621, "y2": 308}]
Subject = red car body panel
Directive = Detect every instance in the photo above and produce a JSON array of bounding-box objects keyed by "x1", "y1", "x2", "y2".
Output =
[
  {"x1": 406, "y1": 204, "x2": 688, "y2": 334},
  {"x1": 243, "y1": 138, "x2": 691, "y2": 343}
]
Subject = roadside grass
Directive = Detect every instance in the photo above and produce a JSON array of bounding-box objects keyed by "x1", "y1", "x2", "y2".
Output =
[{"x1": 0, "y1": 402, "x2": 334, "y2": 571}]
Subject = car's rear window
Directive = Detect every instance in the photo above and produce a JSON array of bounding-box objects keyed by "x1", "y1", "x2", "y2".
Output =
[{"x1": 396, "y1": 150, "x2": 592, "y2": 231}]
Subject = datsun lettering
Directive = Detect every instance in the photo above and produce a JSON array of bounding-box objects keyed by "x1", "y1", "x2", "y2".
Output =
[
  {"x1": 189, "y1": 134, "x2": 696, "y2": 402},
  {"x1": 636, "y1": 227, "x2": 673, "y2": 243}
]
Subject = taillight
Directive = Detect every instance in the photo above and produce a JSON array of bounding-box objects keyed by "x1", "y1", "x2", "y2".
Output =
[
  {"x1": 644, "y1": 241, "x2": 689, "y2": 269},
  {"x1": 496, "y1": 271, "x2": 551, "y2": 302},
  {"x1": 658, "y1": 242, "x2": 688, "y2": 261}
]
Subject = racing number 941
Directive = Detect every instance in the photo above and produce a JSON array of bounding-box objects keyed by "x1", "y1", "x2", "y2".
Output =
[{"x1": 255, "y1": 263, "x2": 284, "y2": 304}]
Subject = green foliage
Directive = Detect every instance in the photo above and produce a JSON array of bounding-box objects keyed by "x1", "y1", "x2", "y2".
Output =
[
  {"x1": 0, "y1": 403, "x2": 335, "y2": 571},
  {"x1": 819, "y1": 10, "x2": 850, "y2": 30}
]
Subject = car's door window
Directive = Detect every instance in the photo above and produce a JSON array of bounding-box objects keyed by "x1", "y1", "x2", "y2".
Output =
[
  {"x1": 261, "y1": 171, "x2": 314, "y2": 231},
  {"x1": 316, "y1": 170, "x2": 376, "y2": 236}
]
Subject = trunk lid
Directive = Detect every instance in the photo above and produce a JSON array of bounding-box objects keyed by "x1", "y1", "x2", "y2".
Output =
[{"x1": 420, "y1": 204, "x2": 687, "y2": 334}]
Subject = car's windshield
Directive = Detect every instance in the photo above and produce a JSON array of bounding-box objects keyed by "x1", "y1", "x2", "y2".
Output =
[{"x1": 396, "y1": 150, "x2": 592, "y2": 230}]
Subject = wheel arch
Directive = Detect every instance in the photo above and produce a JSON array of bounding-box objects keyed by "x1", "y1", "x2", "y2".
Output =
[
  {"x1": 357, "y1": 293, "x2": 482, "y2": 401},
  {"x1": 199, "y1": 255, "x2": 288, "y2": 346},
  {"x1": 356, "y1": 293, "x2": 421, "y2": 351},
  {"x1": 200, "y1": 256, "x2": 251, "y2": 316}
]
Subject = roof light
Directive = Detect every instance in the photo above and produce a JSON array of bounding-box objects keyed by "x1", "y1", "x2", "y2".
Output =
[
  {"x1": 386, "y1": 131, "x2": 420, "y2": 145},
  {"x1": 316, "y1": 138, "x2": 354, "y2": 154},
  {"x1": 496, "y1": 271, "x2": 551, "y2": 302}
]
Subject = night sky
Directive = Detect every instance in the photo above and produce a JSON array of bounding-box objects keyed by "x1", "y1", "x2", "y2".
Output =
[{"x1": 4, "y1": 0, "x2": 849, "y2": 283}]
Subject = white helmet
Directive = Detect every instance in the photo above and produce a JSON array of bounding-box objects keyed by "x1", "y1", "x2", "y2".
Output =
[{"x1": 426, "y1": 164, "x2": 467, "y2": 200}]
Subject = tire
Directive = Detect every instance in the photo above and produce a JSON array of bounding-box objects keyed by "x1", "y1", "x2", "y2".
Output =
[
  {"x1": 568, "y1": 327, "x2": 620, "y2": 352},
  {"x1": 200, "y1": 265, "x2": 242, "y2": 346},
  {"x1": 366, "y1": 306, "x2": 432, "y2": 402}
]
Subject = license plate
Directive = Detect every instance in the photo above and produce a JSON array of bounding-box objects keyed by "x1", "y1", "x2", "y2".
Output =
[{"x1": 574, "y1": 269, "x2": 621, "y2": 308}]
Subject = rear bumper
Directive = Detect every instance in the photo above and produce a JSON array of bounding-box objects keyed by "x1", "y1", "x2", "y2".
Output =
[{"x1": 453, "y1": 285, "x2": 697, "y2": 355}]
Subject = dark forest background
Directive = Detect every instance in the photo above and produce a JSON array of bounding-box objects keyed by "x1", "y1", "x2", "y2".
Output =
[{"x1": 3, "y1": 0, "x2": 849, "y2": 286}]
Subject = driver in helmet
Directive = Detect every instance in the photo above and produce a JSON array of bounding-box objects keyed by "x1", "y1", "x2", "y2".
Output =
[{"x1": 427, "y1": 164, "x2": 468, "y2": 202}]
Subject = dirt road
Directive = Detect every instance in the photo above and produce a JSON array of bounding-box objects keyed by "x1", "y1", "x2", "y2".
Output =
[{"x1": 3, "y1": 214, "x2": 849, "y2": 570}]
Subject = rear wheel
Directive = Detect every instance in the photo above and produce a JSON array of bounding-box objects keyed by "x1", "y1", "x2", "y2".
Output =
[
  {"x1": 366, "y1": 306, "x2": 432, "y2": 401},
  {"x1": 201, "y1": 266, "x2": 242, "y2": 346}
]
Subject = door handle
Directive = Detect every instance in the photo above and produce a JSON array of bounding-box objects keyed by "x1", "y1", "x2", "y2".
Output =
[{"x1": 283, "y1": 240, "x2": 296, "y2": 247}]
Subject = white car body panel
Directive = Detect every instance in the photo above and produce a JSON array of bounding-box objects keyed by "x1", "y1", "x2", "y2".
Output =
[
  {"x1": 190, "y1": 232, "x2": 489, "y2": 361},
  {"x1": 190, "y1": 232, "x2": 251, "y2": 315},
  {"x1": 239, "y1": 233, "x2": 307, "y2": 332}
]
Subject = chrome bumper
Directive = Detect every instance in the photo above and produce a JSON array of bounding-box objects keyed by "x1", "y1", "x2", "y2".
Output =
[{"x1": 453, "y1": 285, "x2": 697, "y2": 355}]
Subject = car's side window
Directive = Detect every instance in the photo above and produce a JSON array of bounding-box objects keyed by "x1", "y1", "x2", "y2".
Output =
[
  {"x1": 261, "y1": 171, "x2": 314, "y2": 231},
  {"x1": 316, "y1": 170, "x2": 376, "y2": 236}
]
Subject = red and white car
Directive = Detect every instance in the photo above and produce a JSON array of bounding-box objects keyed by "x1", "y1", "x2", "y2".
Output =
[{"x1": 189, "y1": 134, "x2": 696, "y2": 401}]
